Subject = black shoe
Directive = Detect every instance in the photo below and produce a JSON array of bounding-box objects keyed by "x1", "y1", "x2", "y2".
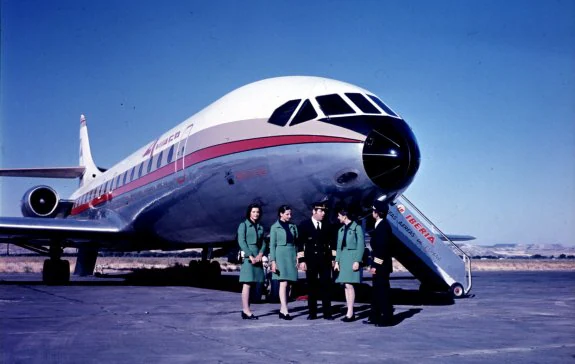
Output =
[
  {"x1": 241, "y1": 312, "x2": 258, "y2": 320},
  {"x1": 307, "y1": 314, "x2": 318, "y2": 320},
  {"x1": 279, "y1": 312, "x2": 293, "y2": 320},
  {"x1": 341, "y1": 314, "x2": 355, "y2": 322},
  {"x1": 323, "y1": 315, "x2": 335, "y2": 320},
  {"x1": 375, "y1": 317, "x2": 394, "y2": 327}
]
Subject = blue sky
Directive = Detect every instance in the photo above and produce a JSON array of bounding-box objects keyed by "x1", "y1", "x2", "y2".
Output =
[{"x1": 1, "y1": 0, "x2": 574, "y2": 246}]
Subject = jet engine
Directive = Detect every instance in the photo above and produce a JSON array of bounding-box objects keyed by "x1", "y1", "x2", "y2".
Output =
[{"x1": 21, "y1": 185, "x2": 60, "y2": 217}]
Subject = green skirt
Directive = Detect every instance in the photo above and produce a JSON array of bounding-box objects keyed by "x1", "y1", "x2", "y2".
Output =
[
  {"x1": 239, "y1": 260, "x2": 265, "y2": 283},
  {"x1": 272, "y1": 245, "x2": 298, "y2": 282},
  {"x1": 335, "y1": 249, "x2": 362, "y2": 284}
]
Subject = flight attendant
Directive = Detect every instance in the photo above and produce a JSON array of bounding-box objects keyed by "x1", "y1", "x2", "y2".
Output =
[
  {"x1": 270, "y1": 205, "x2": 299, "y2": 320},
  {"x1": 237, "y1": 203, "x2": 266, "y2": 320},
  {"x1": 334, "y1": 206, "x2": 365, "y2": 322}
]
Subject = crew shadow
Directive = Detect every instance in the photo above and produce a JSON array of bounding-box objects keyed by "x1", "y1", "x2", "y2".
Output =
[
  {"x1": 1, "y1": 268, "x2": 455, "y2": 308},
  {"x1": 390, "y1": 308, "x2": 422, "y2": 326},
  {"x1": 327, "y1": 283, "x2": 454, "y2": 306}
]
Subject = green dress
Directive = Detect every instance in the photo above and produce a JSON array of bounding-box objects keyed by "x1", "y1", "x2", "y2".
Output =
[
  {"x1": 269, "y1": 220, "x2": 299, "y2": 282},
  {"x1": 335, "y1": 221, "x2": 365, "y2": 284},
  {"x1": 237, "y1": 219, "x2": 266, "y2": 283}
]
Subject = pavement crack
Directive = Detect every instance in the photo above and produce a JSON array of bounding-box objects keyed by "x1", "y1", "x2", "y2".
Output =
[{"x1": 20, "y1": 285, "x2": 85, "y2": 304}]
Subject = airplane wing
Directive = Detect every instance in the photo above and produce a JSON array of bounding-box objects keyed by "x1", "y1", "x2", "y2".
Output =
[
  {"x1": 0, "y1": 167, "x2": 86, "y2": 178},
  {"x1": 0, "y1": 216, "x2": 127, "y2": 245},
  {"x1": 441, "y1": 234, "x2": 476, "y2": 242}
]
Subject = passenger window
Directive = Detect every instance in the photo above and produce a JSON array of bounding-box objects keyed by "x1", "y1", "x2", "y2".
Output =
[
  {"x1": 116, "y1": 175, "x2": 121, "y2": 188},
  {"x1": 147, "y1": 156, "x2": 154, "y2": 173},
  {"x1": 316, "y1": 94, "x2": 355, "y2": 116},
  {"x1": 345, "y1": 93, "x2": 381, "y2": 114},
  {"x1": 167, "y1": 145, "x2": 174, "y2": 164},
  {"x1": 130, "y1": 167, "x2": 136, "y2": 181},
  {"x1": 156, "y1": 151, "x2": 164, "y2": 169},
  {"x1": 368, "y1": 95, "x2": 398, "y2": 117},
  {"x1": 138, "y1": 162, "x2": 144, "y2": 178},
  {"x1": 123, "y1": 171, "x2": 128, "y2": 185},
  {"x1": 268, "y1": 99, "x2": 301, "y2": 126},
  {"x1": 290, "y1": 99, "x2": 318, "y2": 126}
]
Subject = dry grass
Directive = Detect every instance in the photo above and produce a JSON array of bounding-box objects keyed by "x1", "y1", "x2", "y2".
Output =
[{"x1": 0, "y1": 256, "x2": 574, "y2": 274}]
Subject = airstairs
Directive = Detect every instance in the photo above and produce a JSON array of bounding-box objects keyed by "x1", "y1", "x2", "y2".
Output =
[{"x1": 383, "y1": 195, "x2": 472, "y2": 298}]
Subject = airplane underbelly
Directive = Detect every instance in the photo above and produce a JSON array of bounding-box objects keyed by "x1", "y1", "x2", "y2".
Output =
[{"x1": 149, "y1": 142, "x2": 376, "y2": 244}]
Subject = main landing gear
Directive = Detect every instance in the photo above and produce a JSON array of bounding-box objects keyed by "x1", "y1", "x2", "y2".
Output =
[
  {"x1": 188, "y1": 247, "x2": 221, "y2": 286},
  {"x1": 42, "y1": 244, "x2": 70, "y2": 285}
]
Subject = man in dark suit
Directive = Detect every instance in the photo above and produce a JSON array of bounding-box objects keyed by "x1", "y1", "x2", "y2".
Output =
[
  {"x1": 297, "y1": 201, "x2": 335, "y2": 320},
  {"x1": 364, "y1": 200, "x2": 394, "y2": 327}
]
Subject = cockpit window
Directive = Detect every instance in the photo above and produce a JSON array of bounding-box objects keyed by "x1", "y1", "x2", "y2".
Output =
[
  {"x1": 345, "y1": 93, "x2": 381, "y2": 114},
  {"x1": 268, "y1": 99, "x2": 301, "y2": 126},
  {"x1": 315, "y1": 94, "x2": 355, "y2": 116},
  {"x1": 290, "y1": 99, "x2": 318, "y2": 126},
  {"x1": 368, "y1": 95, "x2": 398, "y2": 117}
]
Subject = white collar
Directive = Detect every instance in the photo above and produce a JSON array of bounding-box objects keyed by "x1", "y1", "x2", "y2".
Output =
[{"x1": 311, "y1": 217, "x2": 321, "y2": 228}]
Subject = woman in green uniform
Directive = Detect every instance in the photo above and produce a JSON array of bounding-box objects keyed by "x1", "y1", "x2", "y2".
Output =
[
  {"x1": 238, "y1": 203, "x2": 266, "y2": 320},
  {"x1": 334, "y1": 206, "x2": 365, "y2": 322},
  {"x1": 270, "y1": 205, "x2": 299, "y2": 320}
]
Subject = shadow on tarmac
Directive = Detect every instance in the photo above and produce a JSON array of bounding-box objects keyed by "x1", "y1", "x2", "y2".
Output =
[{"x1": 0, "y1": 264, "x2": 454, "y2": 307}]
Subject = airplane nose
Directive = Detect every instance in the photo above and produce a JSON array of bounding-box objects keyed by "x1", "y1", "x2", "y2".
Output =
[{"x1": 362, "y1": 118, "x2": 421, "y2": 195}]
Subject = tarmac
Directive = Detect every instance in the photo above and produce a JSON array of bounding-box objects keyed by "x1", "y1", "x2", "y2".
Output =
[{"x1": 1, "y1": 270, "x2": 574, "y2": 363}]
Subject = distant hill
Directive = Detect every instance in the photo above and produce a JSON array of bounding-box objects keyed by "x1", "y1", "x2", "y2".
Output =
[{"x1": 458, "y1": 243, "x2": 575, "y2": 258}]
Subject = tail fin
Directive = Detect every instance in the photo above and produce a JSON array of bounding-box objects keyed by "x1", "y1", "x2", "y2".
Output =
[{"x1": 79, "y1": 114, "x2": 101, "y2": 187}]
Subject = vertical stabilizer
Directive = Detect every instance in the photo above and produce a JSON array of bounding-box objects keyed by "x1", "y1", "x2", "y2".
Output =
[{"x1": 79, "y1": 114, "x2": 101, "y2": 187}]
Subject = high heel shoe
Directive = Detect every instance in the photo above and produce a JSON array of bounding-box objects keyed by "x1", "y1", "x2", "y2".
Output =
[
  {"x1": 279, "y1": 312, "x2": 293, "y2": 320},
  {"x1": 341, "y1": 314, "x2": 355, "y2": 322},
  {"x1": 241, "y1": 312, "x2": 258, "y2": 320}
]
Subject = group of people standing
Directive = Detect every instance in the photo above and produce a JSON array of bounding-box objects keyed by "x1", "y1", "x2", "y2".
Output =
[{"x1": 237, "y1": 200, "x2": 394, "y2": 327}]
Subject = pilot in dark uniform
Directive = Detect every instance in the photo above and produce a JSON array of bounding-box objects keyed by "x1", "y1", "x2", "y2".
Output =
[
  {"x1": 297, "y1": 202, "x2": 335, "y2": 320},
  {"x1": 364, "y1": 200, "x2": 394, "y2": 326}
]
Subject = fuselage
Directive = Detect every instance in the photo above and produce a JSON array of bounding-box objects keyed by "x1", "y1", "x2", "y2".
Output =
[{"x1": 69, "y1": 76, "x2": 420, "y2": 249}]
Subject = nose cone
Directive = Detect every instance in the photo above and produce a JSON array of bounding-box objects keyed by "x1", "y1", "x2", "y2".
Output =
[{"x1": 362, "y1": 118, "x2": 420, "y2": 194}]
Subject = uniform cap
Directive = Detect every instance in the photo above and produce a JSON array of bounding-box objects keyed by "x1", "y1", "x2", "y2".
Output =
[
  {"x1": 312, "y1": 201, "x2": 328, "y2": 210},
  {"x1": 372, "y1": 200, "x2": 388, "y2": 212}
]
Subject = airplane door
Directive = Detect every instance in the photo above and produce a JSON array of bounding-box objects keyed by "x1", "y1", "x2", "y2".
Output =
[{"x1": 174, "y1": 124, "x2": 194, "y2": 184}]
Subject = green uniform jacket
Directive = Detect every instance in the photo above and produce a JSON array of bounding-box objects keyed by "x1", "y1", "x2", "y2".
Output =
[
  {"x1": 269, "y1": 220, "x2": 299, "y2": 282},
  {"x1": 237, "y1": 219, "x2": 266, "y2": 283},
  {"x1": 335, "y1": 221, "x2": 365, "y2": 284}
]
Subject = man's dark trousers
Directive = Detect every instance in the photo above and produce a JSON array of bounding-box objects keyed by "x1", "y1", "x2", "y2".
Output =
[{"x1": 306, "y1": 260, "x2": 332, "y2": 317}]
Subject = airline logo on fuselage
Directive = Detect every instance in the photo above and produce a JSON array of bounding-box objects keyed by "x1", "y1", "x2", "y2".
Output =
[{"x1": 143, "y1": 131, "x2": 181, "y2": 157}]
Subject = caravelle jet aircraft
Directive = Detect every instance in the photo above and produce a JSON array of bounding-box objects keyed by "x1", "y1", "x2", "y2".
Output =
[{"x1": 0, "y1": 76, "x2": 422, "y2": 284}]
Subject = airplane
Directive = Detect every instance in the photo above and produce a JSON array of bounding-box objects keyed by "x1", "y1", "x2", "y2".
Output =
[{"x1": 0, "y1": 76, "x2": 423, "y2": 285}]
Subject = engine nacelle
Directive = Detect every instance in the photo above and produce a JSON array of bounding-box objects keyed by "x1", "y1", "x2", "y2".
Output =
[{"x1": 21, "y1": 185, "x2": 60, "y2": 217}]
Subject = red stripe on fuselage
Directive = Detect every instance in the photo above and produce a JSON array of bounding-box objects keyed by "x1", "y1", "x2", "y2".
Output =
[{"x1": 70, "y1": 135, "x2": 360, "y2": 215}]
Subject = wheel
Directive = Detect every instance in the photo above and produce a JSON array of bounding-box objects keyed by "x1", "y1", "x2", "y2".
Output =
[
  {"x1": 209, "y1": 261, "x2": 221, "y2": 279},
  {"x1": 42, "y1": 259, "x2": 70, "y2": 285},
  {"x1": 58, "y1": 260, "x2": 71, "y2": 284},
  {"x1": 42, "y1": 259, "x2": 55, "y2": 285},
  {"x1": 450, "y1": 283, "x2": 465, "y2": 298}
]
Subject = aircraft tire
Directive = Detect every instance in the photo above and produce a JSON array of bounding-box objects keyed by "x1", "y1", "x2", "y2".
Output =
[
  {"x1": 42, "y1": 259, "x2": 70, "y2": 285},
  {"x1": 450, "y1": 282, "x2": 465, "y2": 299},
  {"x1": 209, "y1": 261, "x2": 221, "y2": 279}
]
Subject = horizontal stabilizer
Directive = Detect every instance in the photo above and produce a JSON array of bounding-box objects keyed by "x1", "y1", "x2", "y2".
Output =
[{"x1": 0, "y1": 167, "x2": 85, "y2": 179}]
